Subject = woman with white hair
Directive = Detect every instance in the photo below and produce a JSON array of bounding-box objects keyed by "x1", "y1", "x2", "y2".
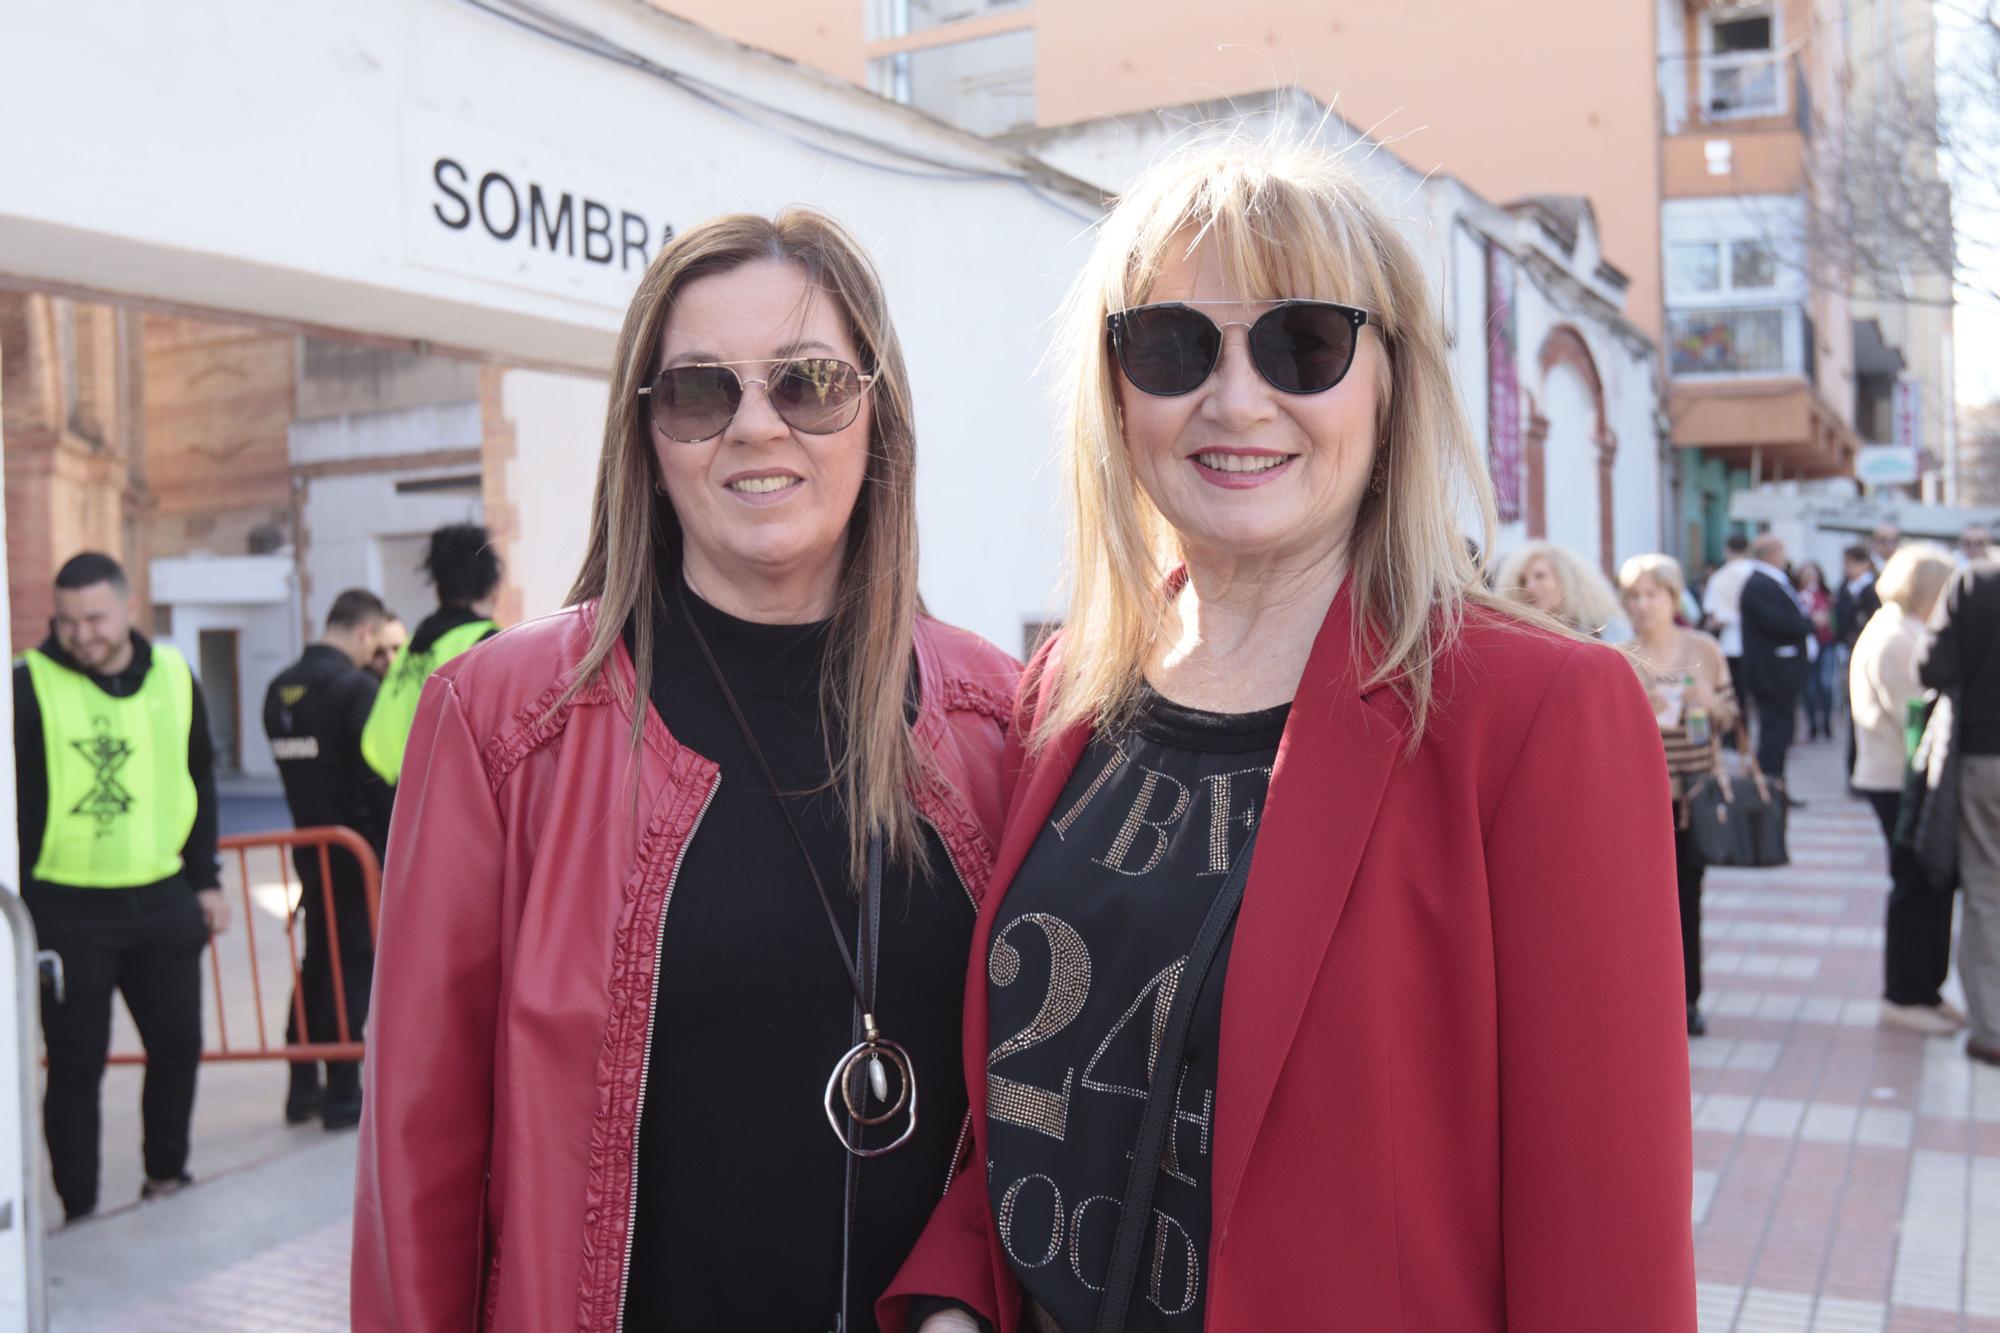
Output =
[
  {"x1": 1851, "y1": 542, "x2": 1963, "y2": 1035},
  {"x1": 1618, "y1": 553, "x2": 1738, "y2": 1038},
  {"x1": 887, "y1": 138, "x2": 1694, "y2": 1333},
  {"x1": 1497, "y1": 539, "x2": 1626, "y2": 638}
]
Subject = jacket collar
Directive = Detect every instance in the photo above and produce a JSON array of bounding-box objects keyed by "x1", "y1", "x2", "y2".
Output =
[{"x1": 959, "y1": 580, "x2": 1411, "y2": 1261}]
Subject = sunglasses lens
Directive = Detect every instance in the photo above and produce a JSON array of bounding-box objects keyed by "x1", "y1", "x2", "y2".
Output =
[
  {"x1": 1115, "y1": 306, "x2": 1220, "y2": 396},
  {"x1": 653, "y1": 366, "x2": 740, "y2": 441},
  {"x1": 1249, "y1": 304, "x2": 1359, "y2": 393},
  {"x1": 769, "y1": 358, "x2": 866, "y2": 434}
]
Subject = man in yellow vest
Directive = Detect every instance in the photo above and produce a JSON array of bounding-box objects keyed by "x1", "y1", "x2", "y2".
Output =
[
  {"x1": 13, "y1": 552, "x2": 227, "y2": 1222},
  {"x1": 360, "y1": 523, "x2": 502, "y2": 786}
]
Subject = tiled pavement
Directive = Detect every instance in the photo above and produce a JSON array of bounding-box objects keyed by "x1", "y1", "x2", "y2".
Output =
[
  {"x1": 1690, "y1": 737, "x2": 2000, "y2": 1333},
  {"x1": 54, "y1": 739, "x2": 2000, "y2": 1330}
]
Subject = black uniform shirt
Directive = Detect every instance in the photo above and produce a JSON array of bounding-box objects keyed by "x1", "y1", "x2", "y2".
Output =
[
  {"x1": 12, "y1": 632, "x2": 221, "y2": 893},
  {"x1": 263, "y1": 643, "x2": 394, "y2": 864}
]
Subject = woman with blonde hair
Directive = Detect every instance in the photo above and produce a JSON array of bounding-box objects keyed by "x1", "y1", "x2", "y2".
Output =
[
  {"x1": 353, "y1": 209, "x2": 1021, "y2": 1331},
  {"x1": 1618, "y1": 553, "x2": 1738, "y2": 1038},
  {"x1": 1851, "y1": 542, "x2": 1963, "y2": 1035},
  {"x1": 887, "y1": 138, "x2": 1693, "y2": 1333},
  {"x1": 1497, "y1": 539, "x2": 1625, "y2": 637}
]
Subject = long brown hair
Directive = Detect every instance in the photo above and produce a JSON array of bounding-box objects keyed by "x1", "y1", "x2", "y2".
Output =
[{"x1": 562, "y1": 208, "x2": 926, "y2": 881}]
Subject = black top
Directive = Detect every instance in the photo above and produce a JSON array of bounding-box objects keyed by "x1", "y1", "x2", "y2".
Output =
[
  {"x1": 407, "y1": 604, "x2": 500, "y2": 656},
  {"x1": 12, "y1": 632, "x2": 221, "y2": 892},
  {"x1": 1918, "y1": 560, "x2": 2000, "y2": 755},
  {"x1": 984, "y1": 690, "x2": 1287, "y2": 1332},
  {"x1": 622, "y1": 583, "x2": 975, "y2": 1333},
  {"x1": 262, "y1": 643, "x2": 395, "y2": 869}
]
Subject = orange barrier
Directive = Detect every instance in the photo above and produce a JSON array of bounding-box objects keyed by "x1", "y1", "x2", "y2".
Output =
[{"x1": 105, "y1": 825, "x2": 381, "y2": 1066}]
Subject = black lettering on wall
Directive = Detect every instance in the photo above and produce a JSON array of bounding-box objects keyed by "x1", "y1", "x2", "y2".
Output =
[
  {"x1": 583, "y1": 200, "x2": 613, "y2": 264},
  {"x1": 432, "y1": 158, "x2": 471, "y2": 230},
  {"x1": 478, "y1": 172, "x2": 522, "y2": 241},
  {"x1": 620, "y1": 211, "x2": 649, "y2": 271},
  {"x1": 530, "y1": 185, "x2": 575, "y2": 256}
]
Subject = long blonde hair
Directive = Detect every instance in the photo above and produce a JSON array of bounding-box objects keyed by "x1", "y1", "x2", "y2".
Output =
[
  {"x1": 563, "y1": 209, "x2": 926, "y2": 880},
  {"x1": 1498, "y1": 540, "x2": 1623, "y2": 635},
  {"x1": 1035, "y1": 134, "x2": 1520, "y2": 750}
]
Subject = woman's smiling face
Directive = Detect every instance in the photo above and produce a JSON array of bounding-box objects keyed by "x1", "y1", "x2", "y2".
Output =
[
  {"x1": 652, "y1": 258, "x2": 872, "y2": 607},
  {"x1": 1115, "y1": 236, "x2": 1383, "y2": 570}
]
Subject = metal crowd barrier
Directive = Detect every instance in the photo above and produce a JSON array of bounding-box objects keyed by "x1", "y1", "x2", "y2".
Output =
[{"x1": 105, "y1": 826, "x2": 382, "y2": 1067}]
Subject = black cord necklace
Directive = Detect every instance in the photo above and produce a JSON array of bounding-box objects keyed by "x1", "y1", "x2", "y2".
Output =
[{"x1": 674, "y1": 578, "x2": 917, "y2": 1158}]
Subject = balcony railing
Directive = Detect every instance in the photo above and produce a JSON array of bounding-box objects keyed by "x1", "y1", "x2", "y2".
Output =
[{"x1": 1668, "y1": 304, "x2": 1807, "y2": 379}]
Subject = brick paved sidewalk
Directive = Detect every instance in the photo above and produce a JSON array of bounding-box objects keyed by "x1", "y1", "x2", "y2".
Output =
[
  {"x1": 53, "y1": 736, "x2": 2000, "y2": 1330},
  {"x1": 1692, "y1": 736, "x2": 2000, "y2": 1332}
]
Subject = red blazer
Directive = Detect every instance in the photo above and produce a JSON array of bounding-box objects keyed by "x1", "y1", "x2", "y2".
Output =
[{"x1": 883, "y1": 586, "x2": 1696, "y2": 1331}]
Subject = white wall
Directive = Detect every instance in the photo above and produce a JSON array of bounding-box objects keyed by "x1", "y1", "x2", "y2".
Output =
[
  {"x1": 152, "y1": 555, "x2": 303, "y2": 780},
  {"x1": 1, "y1": 0, "x2": 1096, "y2": 654},
  {"x1": 302, "y1": 475, "x2": 486, "y2": 632},
  {"x1": 499, "y1": 368, "x2": 608, "y2": 621}
]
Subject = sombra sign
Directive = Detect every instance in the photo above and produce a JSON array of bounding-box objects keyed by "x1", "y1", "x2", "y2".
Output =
[{"x1": 402, "y1": 109, "x2": 676, "y2": 312}]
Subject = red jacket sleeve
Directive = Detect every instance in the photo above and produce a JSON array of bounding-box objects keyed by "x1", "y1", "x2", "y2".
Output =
[
  {"x1": 1484, "y1": 644, "x2": 1696, "y2": 1330},
  {"x1": 352, "y1": 674, "x2": 506, "y2": 1330},
  {"x1": 878, "y1": 1161, "x2": 1007, "y2": 1333}
]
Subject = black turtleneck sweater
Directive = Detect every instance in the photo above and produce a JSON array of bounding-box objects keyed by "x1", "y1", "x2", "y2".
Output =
[
  {"x1": 13, "y1": 631, "x2": 221, "y2": 893},
  {"x1": 621, "y1": 584, "x2": 975, "y2": 1332}
]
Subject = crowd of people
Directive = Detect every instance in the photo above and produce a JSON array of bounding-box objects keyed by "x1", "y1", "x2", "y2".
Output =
[
  {"x1": 15, "y1": 125, "x2": 1999, "y2": 1331},
  {"x1": 12, "y1": 523, "x2": 501, "y2": 1221}
]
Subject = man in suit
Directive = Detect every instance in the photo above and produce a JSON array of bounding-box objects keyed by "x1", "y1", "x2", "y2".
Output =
[{"x1": 1740, "y1": 534, "x2": 1815, "y2": 797}]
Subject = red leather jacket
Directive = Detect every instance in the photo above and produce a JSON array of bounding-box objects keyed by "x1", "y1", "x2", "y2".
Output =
[
  {"x1": 882, "y1": 587, "x2": 1696, "y2": 1331},
  {"x1": 351, "y1": 602, "x2": 1020, "y2": 1332}
]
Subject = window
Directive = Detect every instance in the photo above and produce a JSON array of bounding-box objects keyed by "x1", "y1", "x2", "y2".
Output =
[
  {"x1": 868, "y1": 28, "x2": 1035, "y2": 135},
  {"x1": 1702, "y1": 6, "x2": 1783, "y2": 118},
  {"x1": 1668, "y1": 243, "x2": 1721, "y2": 295},
  {"x1": 1729, "y1": 239, "x2": 1778, "y2": 290},
  {"x1": 1668, "y1": 307, "x2": 1789, "y2": 376}
]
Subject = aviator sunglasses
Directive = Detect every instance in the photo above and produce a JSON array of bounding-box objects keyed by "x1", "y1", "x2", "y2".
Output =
[
  {"x1": 1106, "y1": 299, "x2": 1376, "y2": 397},
  {"x1": 638, "y1": 357, "x2": 875, "y2": 443}
]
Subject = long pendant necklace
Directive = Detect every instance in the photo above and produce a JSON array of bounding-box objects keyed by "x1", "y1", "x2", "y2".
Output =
[{"x1": 676, "y1": 579, "x2": 917, "y2": 1158}]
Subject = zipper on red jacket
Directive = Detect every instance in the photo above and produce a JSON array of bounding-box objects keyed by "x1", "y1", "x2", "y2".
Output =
[{"x1": 615, "y1": 775, "x2": 719, "y2": 1332}]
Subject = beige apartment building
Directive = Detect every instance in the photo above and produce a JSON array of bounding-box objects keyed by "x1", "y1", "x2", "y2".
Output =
[{"x1": 668, "y1": 0, "x2": 1954, "y2": 562}]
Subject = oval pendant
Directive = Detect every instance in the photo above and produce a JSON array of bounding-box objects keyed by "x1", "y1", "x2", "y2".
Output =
[{"x1": 824, "y1": 1036, "x2": 917, "y2": 1157}]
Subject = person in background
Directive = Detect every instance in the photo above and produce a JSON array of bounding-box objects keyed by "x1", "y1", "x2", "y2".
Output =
[
  {"x1": 366, "y1": 612, "x2": 406, "y2": 681},
  {"x1": 1836, "y1": 543, "x2": 1879, "y2": 783},
  {"x1": 1495, "y1": 539, "x2": 1625, "y2": 638},
  {"x1": 1740, "y1": 534, "x2": 1815, "y2": 796},
  {"x1": 263, "y1": 587, "x2": 394, "y2": 1130},
  {"x1": 1796, "y1": 560, "x2": 1836, "y2": 741},
  {"x1": 1873, "y1": 521, "x2": 1903, "y2": 568},
  {"x1": 1850, "y1": 545, "x2": 1962, "y2": 1036},
  {"x1": 1619, "y1": 554, "x2": 1737, "y2": 1038},
  {"x1": 1917, "y1": 552, "x2": 2000, "y2": 1067},
  {"x1": 1703, "y1": 532, "x2": 1754, "y2": 713},
  {"x1": 1961, "y1": 523, "x2": 1992, "y2": 566},
  {"x1": 359, "y1": 524, "x2": 501, "y2": 786},
  {"x1": 13, "y1": 552, "x2": 228, "y2": 1222}
]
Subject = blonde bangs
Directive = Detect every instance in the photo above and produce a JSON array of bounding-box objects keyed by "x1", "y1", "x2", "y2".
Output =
[{"x1": 1037, "y1": 132, "x2": 1533, "y2": 752}]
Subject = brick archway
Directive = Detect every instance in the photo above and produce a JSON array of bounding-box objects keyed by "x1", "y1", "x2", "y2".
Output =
[{"x1": 1536, "y1": 325, "x2": 1617, "y2": 577}]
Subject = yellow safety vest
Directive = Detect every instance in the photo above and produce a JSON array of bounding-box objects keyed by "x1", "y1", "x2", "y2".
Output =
[
  {"x1": 359, "y1": 619, "x2": 496, "y2": 784},
  {"x1": 23, "y1": 644, "x2": 198, "y2": 888}
]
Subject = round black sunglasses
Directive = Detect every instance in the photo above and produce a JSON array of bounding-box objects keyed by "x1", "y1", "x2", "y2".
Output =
[{"x1": 1106, "y1": 299, "x2": 1376, "y2": 397}]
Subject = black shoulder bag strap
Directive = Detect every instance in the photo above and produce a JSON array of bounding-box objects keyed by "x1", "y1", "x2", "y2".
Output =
[{"x1": 1092, "y1": 826, "x2": 1261, "y2": 1333}]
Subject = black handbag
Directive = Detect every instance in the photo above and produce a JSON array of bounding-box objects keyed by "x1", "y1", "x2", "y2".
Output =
[
  {"x1": 1899, "y1": 690, "x2": 1962, "y2": 894},
  {"x1": 1682, "y1": 731, "x2": 1789, "y2": 869}
]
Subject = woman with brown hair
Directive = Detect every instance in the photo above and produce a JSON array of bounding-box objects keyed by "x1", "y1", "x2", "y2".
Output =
[
  {"x1": 352, "y1": 208, "x2": 1020, "y2": 1331},
  {"x1": 887, "y1": 136, "x2": 1693, "y2": 1333},
  {"x1": 1496, "y1": 539, "x2": 1625, "y2": 638}
]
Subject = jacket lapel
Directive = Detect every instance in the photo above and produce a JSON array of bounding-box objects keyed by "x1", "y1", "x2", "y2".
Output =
[{"x1": 1210, "y1": 584, "x2": 1408, "y2": 1241}]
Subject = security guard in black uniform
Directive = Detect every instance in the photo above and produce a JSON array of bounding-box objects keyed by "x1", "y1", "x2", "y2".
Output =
[
  {"x1": 14, "y1": 552, "x2": 226, "y2": 1223},
  {"x1": 262, "y1": 588, "x2": 393, "y2": 1129}
]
